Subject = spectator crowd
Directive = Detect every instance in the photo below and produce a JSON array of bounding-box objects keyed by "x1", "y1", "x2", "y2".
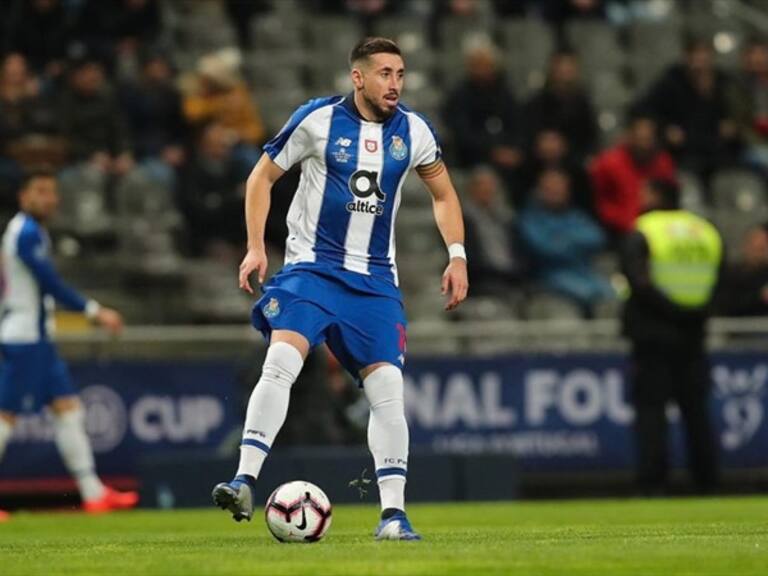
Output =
[{"x1": 2, "y1": 0, "x2": 768, "y2": 321}]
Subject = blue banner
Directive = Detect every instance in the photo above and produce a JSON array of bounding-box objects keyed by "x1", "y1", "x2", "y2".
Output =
[
  {"x1": 0, "y1": 362, "x2": 241, "y2": 482},
  {"x1": 403, "y1": 352, "x2": 768, "y2": 472}
]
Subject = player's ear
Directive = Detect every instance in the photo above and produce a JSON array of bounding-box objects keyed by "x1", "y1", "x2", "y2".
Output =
[{"x1": 350, "y1": 66, "x2": 364, "y2": 89}]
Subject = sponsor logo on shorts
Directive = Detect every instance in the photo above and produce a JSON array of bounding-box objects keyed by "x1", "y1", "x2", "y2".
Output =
[
  {"x1": 263, "y1": 298, "x2": 281, "y2": 318},
  {"x1": 389, "y1": 135, "x2": 408, "y2": 161}
]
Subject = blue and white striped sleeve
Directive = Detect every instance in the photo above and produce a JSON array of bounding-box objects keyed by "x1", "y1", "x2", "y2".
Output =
[
  {"x1": 410, "y1": 112, "x2": 443, "y2": 168},
  {"x1": 263, "y1": 96, "x2": 341, "y2": 171},
  {"x1": 16, "y1": 222, "x2": 88, "y2": 312}
]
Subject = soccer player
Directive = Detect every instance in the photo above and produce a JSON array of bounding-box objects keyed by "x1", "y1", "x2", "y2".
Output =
[
  {"x1": 212, "y1": 37, "x2": 468, "y2": 540},
  {"x1": 0, "y1": 170, "x2": 139, "y2": 517}
]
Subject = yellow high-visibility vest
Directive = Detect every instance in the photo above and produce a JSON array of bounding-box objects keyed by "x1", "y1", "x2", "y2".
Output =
[{"x1": 635, "y1": 210, "x2": 722, "y2": 308}]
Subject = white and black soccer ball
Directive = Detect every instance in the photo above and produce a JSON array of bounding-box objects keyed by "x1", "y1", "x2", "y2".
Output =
[{"x1": 264, "y1": 481, "x2": 332, "y2": 543}]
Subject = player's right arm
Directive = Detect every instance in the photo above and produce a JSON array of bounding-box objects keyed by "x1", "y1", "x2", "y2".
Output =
[
  {"x1": 16, "y1": 225, "x2": 123, "y2": 334},
  {"x1": 239, "y1": 155, "x2": 285, "y2": 293}
]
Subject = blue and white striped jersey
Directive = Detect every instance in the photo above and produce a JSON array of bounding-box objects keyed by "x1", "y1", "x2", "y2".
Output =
[
  {"x1": 1, "y1": 213, "x2": 88, "y2": 344},
  {"x1": 263, "y1": 95, "x2": 441, "y2": 298}
]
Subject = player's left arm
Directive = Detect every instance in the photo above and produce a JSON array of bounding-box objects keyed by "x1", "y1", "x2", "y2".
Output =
[{"x1": 417, "y1": 160, "x2": 468, "y2": 311}]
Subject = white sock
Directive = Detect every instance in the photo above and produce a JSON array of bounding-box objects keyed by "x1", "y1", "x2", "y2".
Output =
[
  {"x1": 236, "y1": 342, "x2": 303, "y2": 480},
  {"x1": 363, "y1": 365, "x2": 409, "y2": 512},
  {"x1": 53, "y1": 409, "x2": 105, "y2": 502},
  {"x1": 0, "y1": 418, "x2": 13, "y2": 462}
]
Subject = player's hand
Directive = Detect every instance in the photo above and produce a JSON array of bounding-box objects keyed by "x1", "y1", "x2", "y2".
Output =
[
  {"x1": 239, "y1": 248, "x2": 268, "y2": 294},
  {"x1": 96, "y1": 308, "x2": 124, "y2": 336},
  {"x1": 441, "y1": 258, "x2": 469, "y2": 311}
]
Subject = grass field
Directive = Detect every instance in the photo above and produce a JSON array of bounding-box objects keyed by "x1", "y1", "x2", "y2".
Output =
[{"x1": 1, "y1": 497, "x2": 767, "y2": 575}]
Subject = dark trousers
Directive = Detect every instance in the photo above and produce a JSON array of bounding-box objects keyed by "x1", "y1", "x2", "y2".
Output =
[{"x1": 630, "y1": 343, "x2": 719, "y2": 493}]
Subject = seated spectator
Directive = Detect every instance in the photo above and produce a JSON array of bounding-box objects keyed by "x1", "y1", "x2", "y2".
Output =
[
  {"x1": 0, "y1": 53, "x2": 61, "y2": 211},
  {"x1": 119, "y1": 51, "x2": 187, "y2": 187},
  {"x1": 733, "y1": 38, "x2": 768, "y2": 179},
  {"x1": 519, "y1": 167, "x2": 613, "y2": 314},
  {"x1": 2, "y1": 0, "x2": 75, "y2": 80},
  {"x1": 642, "y1": 37, "x2": 741, "y2": 185},
  {"x1": 183, "y1": 49, "x2": 265, "y2": 169},
  {"x1": 57, "y1": 53, "x2": 134, "y2": 177},
  {"x1": 177, "y1": 121, "x2": 252, "y2": 257},
  {"x1": 717, "y1": 225, "x2": 768, "y2": 317},
  {"x1": 442, "y1": 40, "x2": 523, "y2": 186},
  {"x1": 523, "y1": 50, "x2": 598, "y2": 164},
  {"x1": 463, "y1": 166, "x2": 524, "y2": 296},
  {"x1": 590, "y1": 113, "x2": 676, "y2": 239},
  {"x1": 518, "y1": 128, "x2": 593, "y2": 213}
]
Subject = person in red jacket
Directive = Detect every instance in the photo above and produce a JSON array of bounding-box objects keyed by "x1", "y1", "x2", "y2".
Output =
[{"x1": 590, "y1": 114, "x2": 676, "y2": 239}]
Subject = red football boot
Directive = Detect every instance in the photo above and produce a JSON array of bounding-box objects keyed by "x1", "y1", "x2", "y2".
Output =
[{"x1": 83, "y1": 487, "x2": 139, "y2": 514}]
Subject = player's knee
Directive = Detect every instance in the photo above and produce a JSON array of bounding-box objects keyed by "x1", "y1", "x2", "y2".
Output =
[
  {"x1": 49, "y1": 396, "x2": 82, "y2": 415},
  {"x1": 363, "y1": 364, "x2": 404, "y2": 409},
  {"x1": 260, "y1": 341, "x2": 304, "y2": 388},
  {"x1": 0, "y1": 410, "x2": 17, "y2": 427}
]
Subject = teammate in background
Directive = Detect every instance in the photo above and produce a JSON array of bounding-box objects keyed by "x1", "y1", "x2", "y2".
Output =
[
  {"x1": 0, "y1": 170, "x2": 139, "y2": 518},
  {"x1": 213, "y1": 37, "x2": 468, "y2": 540}
]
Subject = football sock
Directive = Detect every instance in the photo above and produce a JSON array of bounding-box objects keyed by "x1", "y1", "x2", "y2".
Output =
[
  {"x1": 363, "y1": 365, "x2": 408, "y2": 512},
  {"x1": 53, "y1": 409, "x2": 105, "y2": 502},
  {"x1": 381, "y1": 507, "x2": 402, "y2": 520},
  {"x1": 236, "y1": 342, "x2": 304, "y2": 480},
  {"x1": 0, "y1": 418, "x2": 13, "y2": 461}
]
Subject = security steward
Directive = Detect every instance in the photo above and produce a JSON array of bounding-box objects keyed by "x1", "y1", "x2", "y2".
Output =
[{"x1": 621, "y1": 178, "x2": 723, "y2": 494}]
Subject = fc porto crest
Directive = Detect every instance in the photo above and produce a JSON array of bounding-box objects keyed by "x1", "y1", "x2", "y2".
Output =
[
  {"x1": 263, "y1": 297, "x2": 281, "y2": 319},
  {"x1": 389, "y1": 135, "x2": 408, "y2": 161}
]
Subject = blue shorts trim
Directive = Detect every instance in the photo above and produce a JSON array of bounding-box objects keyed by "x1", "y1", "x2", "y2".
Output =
[
  {"x1": 241, "y1": 438, "x2": 271, "y2": 454},
  {"x1": 251, "y1": 269, "x2": 407, "y2": 381},
  {"x1": 0, "y1": 342, "x2": 76, "y2": 413},
  {"x1": 376, "y1": 467, "x2": 408, "y2": 479}
]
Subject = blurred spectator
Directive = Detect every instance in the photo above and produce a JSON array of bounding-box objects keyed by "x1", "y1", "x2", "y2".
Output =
[
  {"x1": 519, "y1": 167, "x2": 613, "y2": 314},
  {"x1": 642, "y1": 37, "x2": 741, "y2": 185},
  {"x1": 463, "y1": 166, "x2": 524, "y2": 296},
  {"x1": 0, "y1": 53, "x2": 60, "y2": 210},
  {"x1": 621, "y1": 178, "x2": 722, "y2": 494},
  {"x1": 178, "y1": 122, "x2": 250, "y2": 257},
  {"x1": 523, "y1": 50, "x2": 598, "y2": 164},
  {"x1": 443, "y1": 41, "x2": 523, "y2": 187},
  {"x1": 58, "y1": 54, "x2": 134, "y2": 175},
  {"x1": 732, "y1": 38, "x2": 768, "y2": 179},
  {"x1": 75, "y1": 0, "x2": 163, "y2": 72},
  {"x1": 590, "y1": 114, "x2": 676, "y2": 239},
  {"x1": 2, "y1": 0, "x2": 75, "y2": 79},
  {"x1": 718, "y1": 225, "x2": 768, "y2": 317},
  {"x1": 119, "y1": 51, "x2": 187, "y2": 188},
  {"x1": 183, "y1": 50, "x2": 265, "y2": 170},
  {"x1": 518, "y1": 128, "x2": 593, "y2": 213}
]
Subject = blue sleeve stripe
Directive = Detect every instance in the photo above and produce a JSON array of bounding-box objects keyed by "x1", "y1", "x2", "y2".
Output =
[{"x1": 263, "y1": 95, "x2": 344, "y2": 161}]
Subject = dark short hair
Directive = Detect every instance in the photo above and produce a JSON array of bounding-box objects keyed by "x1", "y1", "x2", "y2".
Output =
[
  {"x1": 20, "y1": 167, "x2": 56, "y2": 191},
  {"x1": 648, "y1": 178, "x2": 680, "y2": 209},
  {"x1": 349, "y1": 37, "x2": 401, "y2": 67}
]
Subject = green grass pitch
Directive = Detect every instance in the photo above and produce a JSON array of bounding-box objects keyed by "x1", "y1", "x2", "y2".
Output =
[{"x1": 1, "y1": 497, "x2": 767, "y2": 575}]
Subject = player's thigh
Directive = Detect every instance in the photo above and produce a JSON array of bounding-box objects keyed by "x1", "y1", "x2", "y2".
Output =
[
  {"x1": 252, "y1": 289, "x2": 332, "y2": 354},
  {"x1": 43, "y1": 344, "x2": 78, "y2": 409},
  {"x1": 327, "y1": 295, "x2": 407, "y2": 378},
  {"x1": 0, "y1": 344, "x2": 46, "y2": 414}
]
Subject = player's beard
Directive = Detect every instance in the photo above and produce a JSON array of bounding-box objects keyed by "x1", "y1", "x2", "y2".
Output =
[{"x1": 362, "y1": 91, "x2": 396, "y2": 121}]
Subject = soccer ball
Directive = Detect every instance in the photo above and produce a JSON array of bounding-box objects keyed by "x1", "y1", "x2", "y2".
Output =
[{"x1": 264, "y1": 481, "x2": 332, "y2": 543}]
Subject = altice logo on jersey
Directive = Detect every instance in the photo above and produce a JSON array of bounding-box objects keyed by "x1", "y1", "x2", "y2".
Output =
[{"x1": 347, "y1": 169, "x2": 385, "y2": 216}]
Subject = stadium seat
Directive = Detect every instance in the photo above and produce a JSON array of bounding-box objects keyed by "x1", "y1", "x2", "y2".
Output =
[
  {"x1": 710, "y1": 208, "x2": 768, "y2": 260},
  {"x1": 499, "y1": 19, "x2": 555, "y2": 99},
  {"x1": 372, "y1": 16, "x2": 436, "y2": 70},
  {"x1": 523, "y1": 291, "x2": 583, "y2": 321},
  {"x1": 710, "y1": 169, "x2": 768, "y2": 212},
  {"x1": 565, "y1": 21, "x2": 626, "y2": 86},
  {"x1": 677, "y1": 170, "x2": 708, "y2": 216},
  {"x1": 56, "y1": 165, "x2": 114, "y2": 238},
  {"x1": 628, "y1": 20, "x2": 683, "y2": 93}
]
